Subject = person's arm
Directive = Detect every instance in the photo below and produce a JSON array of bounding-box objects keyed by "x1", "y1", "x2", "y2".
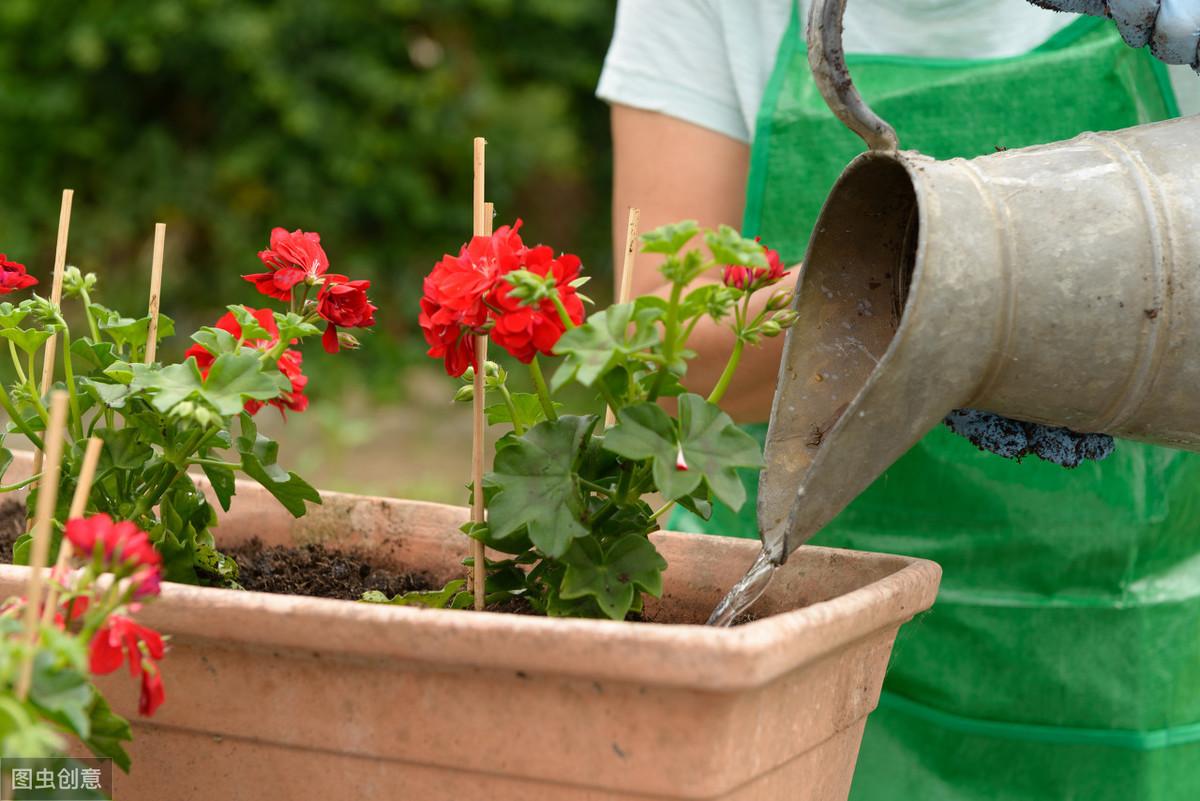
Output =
[{"x1": 611, "y1": 103, "x2": 798, "y2": 422}]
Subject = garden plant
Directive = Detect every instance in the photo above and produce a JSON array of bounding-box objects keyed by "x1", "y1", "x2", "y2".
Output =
[
  {"x1": 406, "y1": 218, "x2": 798, "y2": 619},
  {"x1": 0, "y1": 228, "x2": 377, "y2": 586}
]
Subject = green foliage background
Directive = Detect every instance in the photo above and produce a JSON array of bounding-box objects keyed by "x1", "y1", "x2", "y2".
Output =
[{"x1": 0, "y1": 0, "x2": 616, "y2": 373}]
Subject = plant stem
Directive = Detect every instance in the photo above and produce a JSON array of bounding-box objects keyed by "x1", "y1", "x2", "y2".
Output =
[
  {"x1": 496, "y1": 385, "x2": 525, "y2": 436},
  {"x1": 648, "y1": 282, "x2": 684, "y2": 402},
  {"x1": 188, "y1": 458, "x2": 242, "y2": 470},
  {"x1": 707, "y1": 338, "x2": 745, "y2": 405},
  {"x1": 551, "y1": 295, "x2": 576, "y2": 329},
  {"x1": 56, "y1": 319, "x2": 83, "y2": 438},
  {"x1": 0, "y1": 473, "x2": 42, "y2": 492},
  {"x1": 25, "y1": 353, "x2": 48, "y2": 425},
  {"x1": 78, "y1": 288, "x2": 101, "y2": 342},
  {"x1": 7, "y1": 342, "x2": 25, "y2": 385},
  {"x1": 528, "y1": 357, "x2": 557, "y2": 422},
  {"x1": 0, "y1": 382, "x2": 43, "y2": 450},
  {"x1": 650, "y1": 500, "x2": 676, "y2": 521},
  {"x1": 579, "y1": 478, "x2": 614, "y2": 496}
]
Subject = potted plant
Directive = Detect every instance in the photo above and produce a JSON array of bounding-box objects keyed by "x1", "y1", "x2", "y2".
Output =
[{"x1": 0, "y1": 194, "x2": 940, "y2": 800}]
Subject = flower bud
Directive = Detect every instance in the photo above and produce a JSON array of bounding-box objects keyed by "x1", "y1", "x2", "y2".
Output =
[
  {"x1": 453, "y1": 384, "x2": 474, "y2": 403},
  {"x1": 484, "y1": 360, "x2": 501, "y2": 378},
  {"x1": 772, "y1": 310, "x2": 800, "y2": 329},
  {"x1": 760, "y1": 320, "x2": 783, "y2": 338},
  {"x1": 336, "y1": 332, "x2": 361, "y2": 350},
  {"x1": 766, "y1": 289, "x2": 793, "y2": 311},
  {"x1": 461, "y1": 366, "x2": 475, "y2": 382}
]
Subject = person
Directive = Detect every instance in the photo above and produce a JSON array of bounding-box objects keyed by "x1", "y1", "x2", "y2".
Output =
[{"x1": 598, "y1": 2, "x2": 1200, "y2": 800}]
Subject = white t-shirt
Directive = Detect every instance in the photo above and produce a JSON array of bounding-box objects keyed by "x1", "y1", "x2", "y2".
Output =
[{"x1": 597, "y1": 0, "x2": 1200, "y2": 144}]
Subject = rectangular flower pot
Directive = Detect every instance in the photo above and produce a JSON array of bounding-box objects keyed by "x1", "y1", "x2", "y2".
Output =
[{"x1": 0, "y1": 450, "x2": 939, "y2": 800}]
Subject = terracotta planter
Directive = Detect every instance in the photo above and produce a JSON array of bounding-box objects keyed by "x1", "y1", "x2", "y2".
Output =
[{"x1": 0, "y1": 450, "x2": 939, "y2": 800}]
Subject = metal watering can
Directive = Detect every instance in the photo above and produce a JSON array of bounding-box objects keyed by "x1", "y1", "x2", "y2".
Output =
[{"x1": 758, "y1": 0, "x2": 1200, "y2": 564}]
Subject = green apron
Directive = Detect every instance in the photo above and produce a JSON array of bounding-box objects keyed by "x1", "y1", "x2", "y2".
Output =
[{"x1": 670, "y1": 10, "x2": 1200, "y2": 801}]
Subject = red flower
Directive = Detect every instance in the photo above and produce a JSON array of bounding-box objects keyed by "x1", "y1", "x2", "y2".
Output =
[
  {"x1": 139, "y1": 664, "x2": 166, "y2": 717},
  {"x1": 184, "y1": 308, "x2": 308, "y2": 415},
  {"x1": 489, "y1": 246, "x2": 585, "y2": 363},
  {"x1": 317, "y1": 277, "x2": 377, "y2": 354},
  {"x1": 89, "y1": 615, "x2": 167, "y2": 717},
  {"x1": 722, "y1": 238, "x2": 787, "y2": 291},
  {"x1": 0, "y1": 255, "x2": 37, "y2": 294},
  {"x1": 419, "y1": 221, "x2": 527, "y2": 376},
  {"x1": 242, "y1": 228, "x2": 329, "y2": 302},
  {"x1": 66, "y1": 514, "x2": 161, "y2": 573}
]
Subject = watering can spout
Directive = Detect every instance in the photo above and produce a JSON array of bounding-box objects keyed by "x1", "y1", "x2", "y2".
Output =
[{"x1": 759, "y1": 0, "x2": 1200, "y2": 565}]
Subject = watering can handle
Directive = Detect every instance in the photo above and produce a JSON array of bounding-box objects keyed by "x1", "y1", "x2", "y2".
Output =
[{"x1": 807, "y1": 0, "x2": 900, "y2": 152}]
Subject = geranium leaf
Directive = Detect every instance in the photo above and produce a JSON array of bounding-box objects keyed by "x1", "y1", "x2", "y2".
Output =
[
  {"x1": 0, "y1": 301, "x2": 31, "y2": 329},
  {"x1": 704, "y1": 224, "x2": 768, "y2": 268},
  {"x1": 0, "y1": 327, "x2": 53, "y2": 355},
  {"x1": 485, "y1": 415, "x2": 596, "y2": 558},
  {"x1": 69, "y1": 338, "x2": 117, "y2": 371},
  {"x1": 189, "y1": 327, "x2": 237, "y2": 356},
  {"x1": 560, "y1": 534, "x2": 667, "y2": 620},
  {"x1": 202, "y1": 352, "x2": 288, "y2": 416},
  {"x1": 201, "y1": 463, "x2": 237, "y2": 512},
  {"x1": 361, "y1": 580, "x2": 467, "y2": 609},
  {"x1": 551, "y1": 303, "x2": 660, "y2": 391},
  {"x1": 640, "y1": 220, "x2": 698, "y2": 255},
  {"x1": 99, "y1": 314, "x2": 175, "y2": 350},
  {"x1": 484, "y1": 393, "x2": 559, "y2": 428},
  {"x1": 226, "y1": 305, "x2": 272, "y2": 341},
  {"x1": 240, "y1": 450, "x2": 320, "y2": 517},
  {"x1": 603, "y1": 393, "x2": 763, "y2": 511},
  {"x1": 130, "y1": 361, "x2": 204, "y2": 413},
  {"x1": 82, "y1": 693, "x2": 132, "y2": 772}
]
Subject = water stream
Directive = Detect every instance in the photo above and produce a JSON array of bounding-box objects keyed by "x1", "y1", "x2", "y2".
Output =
[{"x1": 705, "y1": 548, "x2": 779, "y2": 627}]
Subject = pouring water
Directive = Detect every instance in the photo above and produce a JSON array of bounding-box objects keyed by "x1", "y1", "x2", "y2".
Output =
[{"x1": 706, "y1": 548, "x2": 778, "y2": 627}]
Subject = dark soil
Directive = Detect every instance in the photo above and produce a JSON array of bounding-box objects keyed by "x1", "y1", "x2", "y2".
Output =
[
  {"x1": 0, "y1": 499, "x2": 26, "y2": 563},
  {"x1": 226, "y1": 538, "x2": 432, "y2": 601}
]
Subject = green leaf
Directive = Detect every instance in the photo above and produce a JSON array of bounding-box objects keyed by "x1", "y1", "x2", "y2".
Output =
[
  {"x1": 551, "y1": 302, "x2": 660, "y2": 390},
  {"x1": 240, "y1": 450, "x2": 320, "y2": 517},
  {"x1": 603, "y1": 393, "x2": 763, "y2": 511},
  {"x1": 203, "y1": 351, "x2": 289, "y2": 415},
  {"x1": 561, "y1": 534, "x2": 667, "y2": 620},
  {"x1": 0, "y1": 327, "x2": 53, "y2": 355},
  {"x1": 0, "y1": 301, "x2": 32, "y2": 329},
  {"x1": 189, "y1": 326, "x2": 237, "y2": 357},
  {"x1": 80, "y1": 378, "x2": 133, "y2": 409},
  {"x1": 0, "y1": 447, "x2": 12, "y2": 483},
  {"x1": 640, "y1": 220, "x2": 698, "y2": 255},
  {"x1": 485, "y1": 416, "x2": 595, "y2": 558},
  {"x1": 98, "y1": 428, "x2": 153, "y2": 470},
  {"x1": 131, "y1": 351, "x2": 286, "y2": 416},
  {"x1": 201, "y1": 463, "x2": 237, "y2": 512},
  {"x1": 274, "y1": 311, "x2": 322, "y2": 342},
  {"x1": 362, "y1": 580, "x2": 467, "y2": 608},
  {"x1": 484, "y1": 393, "x2": 559, "y2": 428},
  {"x1": 69, "y1": 338, "x2": 117, "y2": 371},
  {"x1": 100, "y1": 313, "x2": 175, "y2": 350},
  {"x1": 29, "y1": 650, "x2": 93, "y2": 739},
  {"x1": 82, "y1": 693, "x2": 132, "y2": 772},
  {"x1": 704, "y1": 224, "x2": 768, "y2": 268},
  {"x1": 226, "y1": 305, "x2": 272, "y2": 341}
]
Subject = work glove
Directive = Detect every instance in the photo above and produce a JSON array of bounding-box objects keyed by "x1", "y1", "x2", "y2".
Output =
[
  {"x1": 1028, "y1": 0, "x2": 1200, "y2": 72},
  {"x1": 944, "y1": 409, "x2": 1115, "y2": 468}
]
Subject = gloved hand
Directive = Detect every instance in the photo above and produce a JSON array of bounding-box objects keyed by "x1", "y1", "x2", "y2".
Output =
[
  {"x1": 944, "y1": 409, "x2": 1115, "y2": 468},
  {"x1": 1028, "y1": 0, "x2": 1200, "y2": 72}
]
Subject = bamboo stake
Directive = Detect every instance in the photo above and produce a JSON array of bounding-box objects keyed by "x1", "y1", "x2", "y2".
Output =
[
  {"x1": 470, "y1": 137, "x2": 488, "y2": 612},
  {"x1": 606, "y1": 206, "x2": 640, "y2": 427},
  {"x1": 15, "y1": 391, "x2": 69, "y2": 700},
  {"x1": 31, "y1": 190, "x2": 74, "y2": 480},
  {"x1": 40, "y1": 437, "x2": 103, "y2": 627},
  {"x1": 144, "y1": 223, "x2": 166, "y2": 365}
]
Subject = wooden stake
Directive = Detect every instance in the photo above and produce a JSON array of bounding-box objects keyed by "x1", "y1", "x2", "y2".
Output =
[
  {"x1": 144, "y1": 223, "x2": 166, "y2": 365},
  {"x1": 470, "y1": 137, "x2": 488, "y2": 612},
  {"x1": 31, "y1": 190, "x2": 74, "y2": 480},
  {"x1": 40, "y1": 436, "x2": 103, "y2": 626},
  {"x1": 606, "y1": 206, "x2": 640, "y2": 427},
  {"x1": 15, "y1": 391, "x2": 69, "y2": 700}
]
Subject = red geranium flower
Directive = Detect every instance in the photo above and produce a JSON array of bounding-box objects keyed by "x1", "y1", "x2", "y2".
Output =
[
  {"x1": 139, "y1": 663, "x2": 166, "y2": 717},
  {"x1": 317, "y1": 277, "x2": 377, "y2": 354},
  {"x1": 242, "y1": 228, "x2": 329, "y2": 302},
  {"x1": 489, "y1": 246, "x2": 585, "y2": 363},
  {"x1": 184, "y1": 307, "x2": 308, "y2": 415},
  {"x1": 0, "y1": 255, "x2": 37, "y2": 294},
  {"x1": 419, "y1": 221, "x2": 527, "y2": 376},
  {"x1": 722, "y1": 238, "x2": 787, "y2": 291},
  {"x1": 89, "y1": 615, "x2": 167, "y2": 717},
  {"x1": 65, "y1": 514, "x2": 161, "y2": 574}
]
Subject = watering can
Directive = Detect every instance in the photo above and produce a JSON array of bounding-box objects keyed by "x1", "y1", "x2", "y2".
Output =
[{"x1": 758, "y1": 0, "x2": 1200, "y2": 565}]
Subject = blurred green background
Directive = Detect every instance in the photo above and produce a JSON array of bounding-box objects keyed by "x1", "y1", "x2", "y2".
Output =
[{"x1": 0, "y1": 0, "x2": 617, "y2": 503}]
